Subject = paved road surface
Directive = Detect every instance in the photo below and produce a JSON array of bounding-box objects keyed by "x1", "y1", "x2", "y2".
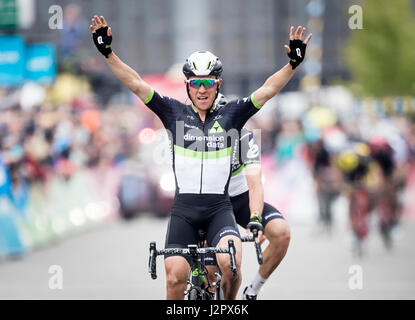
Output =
[{"x1": 0, "y1": 214, "x2": 414, "y2": 300}]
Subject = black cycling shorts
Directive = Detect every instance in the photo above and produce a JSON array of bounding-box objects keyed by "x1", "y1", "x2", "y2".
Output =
[
  {"x1": 204, "y1": 191, "x2": 284, "y2": 266},
  {"x1": 164, "y1": 194, "x2": 240, "y2": 262},
  {"x1": 231, "y1": 191, "x2": 284, "y2": 230}
]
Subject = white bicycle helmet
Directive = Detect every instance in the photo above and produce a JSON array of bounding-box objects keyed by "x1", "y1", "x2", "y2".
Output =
[{"x1": 182, "y1": 51, "x2": 223, "y2": 78}]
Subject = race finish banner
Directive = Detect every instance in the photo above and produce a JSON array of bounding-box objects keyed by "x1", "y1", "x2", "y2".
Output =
[
  {"x1": 0, "y1": 35, "x2": 57, "y2": 87},
  {"x1": 0, "y1": 35, "x2": 25, "y2": 86},
  {"x1": 25, "y1": 44, "x2": 57, "y2": 85}
]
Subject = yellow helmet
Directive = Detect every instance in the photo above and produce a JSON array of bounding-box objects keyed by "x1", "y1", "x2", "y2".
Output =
[{"x1": 337, "y1": 151, "x2": 359, "y2": 172}]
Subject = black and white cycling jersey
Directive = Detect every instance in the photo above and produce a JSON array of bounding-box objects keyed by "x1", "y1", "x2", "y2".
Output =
[
  {"x1": 228, "y1": 128, "x2": 261, "y2": 197},
  {"x1": 144, "y1": 88, "x2": 262, "y2": 195}
]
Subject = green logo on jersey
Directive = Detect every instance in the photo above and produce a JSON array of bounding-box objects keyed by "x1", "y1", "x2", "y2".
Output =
[
  {"x1": 192, "y1": 268, "x2": 200, "y2": 277},
  {"x1": 209, "y1": 121, "x2": 224, "y2": 134}
]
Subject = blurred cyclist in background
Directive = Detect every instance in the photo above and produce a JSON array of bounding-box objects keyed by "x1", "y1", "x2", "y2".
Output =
[
  {"x1": 307, "y1": 138, "x2": 342, "y2": 234},
  {"x1": 336, "y1": 141, "x2": 372, "y2": 256},
  {"x1": 368, "y1": 138, "x2": 399, "y2": 250},
  {"x1": 365, "y1": 117, "x2": 410, "y2": 250},
  {"x1": 90, "y1": 15, "x2": 311, "y2": 299}
]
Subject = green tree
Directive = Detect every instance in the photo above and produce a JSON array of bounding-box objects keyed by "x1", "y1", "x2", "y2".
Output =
[{"x1": 345, "y1": 0, "x2": 415, "y2": 97}]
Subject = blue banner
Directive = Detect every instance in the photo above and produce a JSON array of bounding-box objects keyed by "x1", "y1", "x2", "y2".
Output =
[
  {"x1": 0, "y1": 156, "x2": 12, "y2": 199},
  {"x1": 0, "y1": 35, "x2": 25, "y2": 87},
  {"x1": 25, "y1": 44, "x2": 57, "y2": 85}
]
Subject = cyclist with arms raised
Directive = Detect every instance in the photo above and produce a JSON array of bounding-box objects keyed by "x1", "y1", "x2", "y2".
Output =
[{"x1": 90, "y1": 15, "x2": 311, "y2": 299}]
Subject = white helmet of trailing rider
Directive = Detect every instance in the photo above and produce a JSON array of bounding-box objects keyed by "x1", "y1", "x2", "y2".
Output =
[{"x1": 215, "y1": 93, "x2": 227, "y2": 107}]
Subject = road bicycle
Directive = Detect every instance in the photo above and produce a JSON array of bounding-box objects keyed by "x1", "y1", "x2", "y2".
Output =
[{"x1": 148, "y1": 229, "x2": 263, "y2": 300}]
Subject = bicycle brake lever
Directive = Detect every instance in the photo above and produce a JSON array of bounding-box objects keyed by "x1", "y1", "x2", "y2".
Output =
[
  {"x1": 149, "y1": 241, "x2": 157, "y2": 279},
  {"x1": 227, "y1": 239, "x2": 238, "y2": 277},
  {"x1": 252, "y1": 230, "x2": 264, "y2": 265}
]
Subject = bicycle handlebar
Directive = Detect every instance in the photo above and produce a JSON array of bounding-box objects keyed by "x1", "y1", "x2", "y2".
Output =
[
  {"x1": 227, "y1": 239, "x2": 237, "y2": 277},
  {"x1": 149, "y1": 241, "x2": 157, "y2": 279},
  {"x1": 155, "y1": 246, "x2": 231, "y2": 255},
  {"x1": 148, "y1": 239, "x2": 238, "y2": 280},
  {"x1": 240, "y1": 229, "x2": 264, "y2": 265}
]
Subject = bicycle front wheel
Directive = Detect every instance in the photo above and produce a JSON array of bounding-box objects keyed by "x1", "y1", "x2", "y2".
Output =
[
  {"x1": 216, "y1": 286, "x2": 224, "y2": 300},
  {"x1": 188, "y1": 288, "x2": 201, "y2": 300}
]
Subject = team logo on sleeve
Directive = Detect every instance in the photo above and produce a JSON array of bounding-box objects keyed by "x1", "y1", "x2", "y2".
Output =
[
  {"x1": 246, "y1": 139, "x2": 259, "y2": 159},
  {"x1": 237, "y1": 97, "x2": 250, "y2": 104}
]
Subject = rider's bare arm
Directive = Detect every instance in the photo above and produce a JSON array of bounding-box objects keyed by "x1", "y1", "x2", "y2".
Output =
[
  {"x1": 251, "y1": 64, "x2": 296, "y2": 107},
  {"x1": 106, "y1": 52, "x2": 152, "y2": 102},
  {"x1": 90, "y1": 15, "x2": 152, "y2": 102},
  {"x1": 245, "y1": 165, "x2": 264, "y2": 220},
  {"x1": 245, "y1": 165, "x2": 265, "y2": 240}
]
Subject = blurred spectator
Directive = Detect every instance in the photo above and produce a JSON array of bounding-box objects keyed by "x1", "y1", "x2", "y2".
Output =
[
  {"x1": 307, "y1": 138, "x2": 341, "y2": 234},
  {"x1": 59, "y1": 4, "x2": 88, "y2": 72},
  {"x1": 274, "y1": 120, "x2": 307, "y2": 165},
  {"x1": 0, "y1": 155, "x2": 13, "y2": 201}
]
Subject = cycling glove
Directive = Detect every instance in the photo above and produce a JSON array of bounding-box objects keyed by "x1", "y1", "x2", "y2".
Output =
[
  {"x1": 93, "y1": 26, "x2": 112, "y2": 58},
  {"x1": 287, "y1": 39, "x2": 307, "y2": 69}
]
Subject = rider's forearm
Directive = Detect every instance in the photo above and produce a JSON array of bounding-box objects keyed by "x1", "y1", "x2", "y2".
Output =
[
  {"x1": 249, "y1": 187, "x2": 264, "y2": 219},
  {"x1": 246, "y1": 169, "x2": 265, "y2": 217},
  {"x1": 105, "y1": 52, "x2": 151, "y2": 101},
  {"x1": 253, "y1": 63, "x2": 296, "y2": 106}
]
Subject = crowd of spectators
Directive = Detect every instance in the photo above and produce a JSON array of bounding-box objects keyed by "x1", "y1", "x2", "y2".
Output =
[{"x1": 0, "y1": 81, "x2": 155, "y2": 219}]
